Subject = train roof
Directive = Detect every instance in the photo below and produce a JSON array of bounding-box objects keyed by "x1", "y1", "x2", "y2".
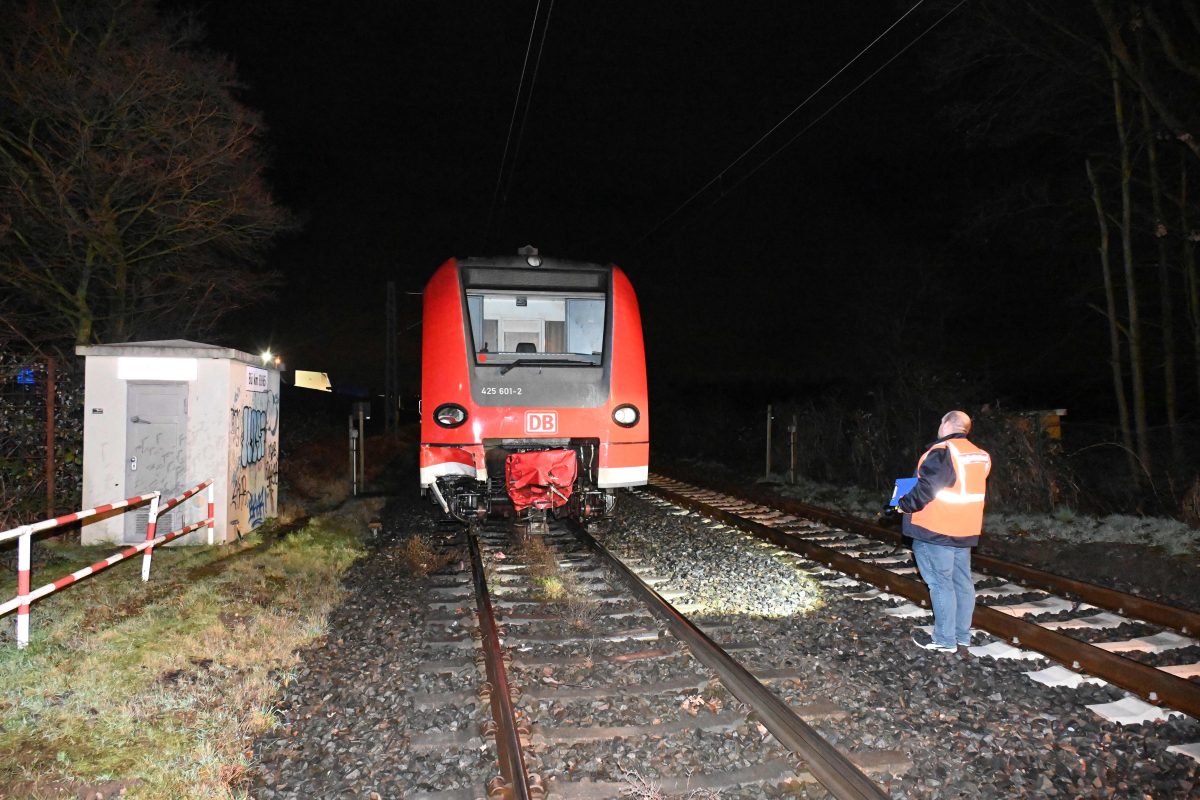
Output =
[
  {"x1": 450, "y1": 251, "x2": 618, "y2": 292},
  {"x1": 458, "y1": 254, "x2": 613, "y2": 272}
]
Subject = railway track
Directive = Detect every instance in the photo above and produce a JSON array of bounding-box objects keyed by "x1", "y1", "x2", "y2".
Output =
[
  {"x1": 248, "y1": 486, "x2": 1198, "y2": 798},
  {"x1": 409, "y1": 516, "x2": 909, "y2": 799},
  {"x1": 643, "y1": 474, "x2": 1200, "y2": 738}
]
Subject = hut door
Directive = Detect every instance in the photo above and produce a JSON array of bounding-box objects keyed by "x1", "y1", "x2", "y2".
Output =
[{"x1": 124, "y1": 382, "x2": 188, "y2": 543}]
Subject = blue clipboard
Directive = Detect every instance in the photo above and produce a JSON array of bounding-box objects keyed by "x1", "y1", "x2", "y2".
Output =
[{"x1": 889, "y1": 477, "x2": 918, "y2": 507}]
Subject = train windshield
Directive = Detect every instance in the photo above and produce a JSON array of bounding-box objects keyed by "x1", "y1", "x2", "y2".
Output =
[{"x1": 466, "y1": 291, "x2": 605, "y2": 365}]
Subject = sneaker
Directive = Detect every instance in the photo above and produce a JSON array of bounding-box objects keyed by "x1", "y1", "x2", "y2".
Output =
[{"x1": 912, "y1": 631, "x2": 956, "y2": 652}]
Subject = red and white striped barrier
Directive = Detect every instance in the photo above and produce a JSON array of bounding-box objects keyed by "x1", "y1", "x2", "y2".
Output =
[
  {"x1": 0, "y1": 479, "x2": 214, "y2": 648},
  {"x1": 141, "y1": 480, "x2": 215, "y2": 581}
]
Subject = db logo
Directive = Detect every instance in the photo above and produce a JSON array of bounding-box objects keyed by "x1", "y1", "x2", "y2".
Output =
[{"x1": 525, "y1": 411, "x2": 558, "y2": 434}]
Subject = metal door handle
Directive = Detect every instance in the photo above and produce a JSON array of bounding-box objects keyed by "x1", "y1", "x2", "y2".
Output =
[
  {"x1": 131, "y1": 416, "x2": 150, "y2": 424},
  {"x1": 129, "y1": 456, "x2": 137, "y2": 471}
]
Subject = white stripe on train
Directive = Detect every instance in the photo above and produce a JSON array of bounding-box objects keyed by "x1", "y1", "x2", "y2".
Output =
[
  {"x1": 597, "y1": 466, "x2": 648, "y2": 487},
  {"x1": 420, "y1": 462, "x2": 488, "y2": 485},
  {"x1": 420, "y1": 462, "x2": 648, "y2": 488}
]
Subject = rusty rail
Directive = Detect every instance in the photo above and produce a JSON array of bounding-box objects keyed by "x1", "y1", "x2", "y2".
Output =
[
  {"x1": 568, "y1": 521, "x2": 891, "y2": 800},
  {"x1": 647, "y1": 480, "x2": 1200, "y2": 720},
  {"x1": 663, "y1": 476, "x2": 1200, "y2": 636},
  {"x1": 466, "y1": 526, "x2": 535, "y2": 800}
]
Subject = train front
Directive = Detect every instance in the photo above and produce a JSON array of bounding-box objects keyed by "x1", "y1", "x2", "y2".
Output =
[{"x1": 420, "y1": 251, "x2": 648, "y2": 523}]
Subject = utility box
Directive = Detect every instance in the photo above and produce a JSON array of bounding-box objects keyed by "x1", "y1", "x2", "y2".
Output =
[
  {"x1": 75, "y1": 340, "x2": 280, "y2": 545},
  {"x1": 1015, "y1": 408, "x2": 1068, "y2": 453}
]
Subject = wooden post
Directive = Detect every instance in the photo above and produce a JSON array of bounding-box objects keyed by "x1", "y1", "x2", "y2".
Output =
[
  {"x1": 45, "y1": 358, "x2": 55, "y2": 518},
  {"x1": 358, "y1": 405, "x2": 366, "y2": 489},
  {"x1": 349, "y1": 415, "x2": 359, "y2": 495},
  {"x1": 765, "y1": 405, "x2": 773, "y2": 480},
  {"x1": 788, "y1": 413, "x2": 797, "y2": 485}
]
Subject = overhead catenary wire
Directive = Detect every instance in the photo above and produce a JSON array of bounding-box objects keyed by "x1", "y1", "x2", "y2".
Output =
[
  {"x1": 500, "y1": 0, "x2": 556, "y2": 231},
  {"x1": 715, "y1": 0, "x2": 967, "y2": 202},
  {"x1": 484, "y1": 1, "x2": 543, "y2": 244},
  {"x1": 667, "y1": 0, "x2": 969, "y2": 243},
  {"x1": 484, "y1": 0, "x2": 555, "y2": 247},
  {"x1": 632, "y1": 0, "x2": 942, "y2": 251}
]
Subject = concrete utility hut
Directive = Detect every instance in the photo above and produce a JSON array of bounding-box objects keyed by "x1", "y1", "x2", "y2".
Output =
[{"x1": 76, "y1": 340, "x2": 280, "y2": 545}]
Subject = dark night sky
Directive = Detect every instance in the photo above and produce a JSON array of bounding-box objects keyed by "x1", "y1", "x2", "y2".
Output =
[{"x1": 185, "y1": 1, "x2": 1108, "y2": 410}]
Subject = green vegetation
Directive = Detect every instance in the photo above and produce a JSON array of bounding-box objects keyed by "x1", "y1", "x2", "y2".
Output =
[
  {"x1": 533, "y1": 573, "x2": 567, "y2": 601},
  {"x1": 0, "y1": 509, "x2": 368, "y2": 799},
  {"x1": 520, "y1": 535, "x2": 601, "y2": 627}
]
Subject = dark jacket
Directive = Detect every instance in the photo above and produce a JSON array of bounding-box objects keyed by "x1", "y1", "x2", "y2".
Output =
[{"x1": 897, "y1": 432, "x2": 979, "y2": 547}]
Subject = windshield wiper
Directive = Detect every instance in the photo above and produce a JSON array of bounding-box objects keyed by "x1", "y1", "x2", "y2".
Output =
[{"x1": 498, "y1": 358, "x2": 589, "y2": 376}]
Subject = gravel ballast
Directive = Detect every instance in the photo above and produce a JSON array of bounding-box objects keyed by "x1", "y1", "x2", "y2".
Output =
[{"x1": 243, "y1": 487, "x2": 1199, "y2": 799}]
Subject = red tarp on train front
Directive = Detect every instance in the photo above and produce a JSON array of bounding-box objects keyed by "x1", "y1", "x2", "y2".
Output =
[{"x1": 505, "y1": 450, "x2": 577, "y2": 512}]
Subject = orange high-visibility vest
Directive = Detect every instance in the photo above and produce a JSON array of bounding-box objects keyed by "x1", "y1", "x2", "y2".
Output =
[{"x1": 910, "y1": 438, "x2": 991, "y2": 538}]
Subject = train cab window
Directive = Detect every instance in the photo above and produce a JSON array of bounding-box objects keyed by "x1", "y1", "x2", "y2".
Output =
[{"x1": 467, "y1": 291, "x2": 605, "y2": 365}]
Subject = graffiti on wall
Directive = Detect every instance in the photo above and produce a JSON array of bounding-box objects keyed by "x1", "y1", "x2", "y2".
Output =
[{"x1": 228, "y1": 380, "x2": 280, "y2": 535}]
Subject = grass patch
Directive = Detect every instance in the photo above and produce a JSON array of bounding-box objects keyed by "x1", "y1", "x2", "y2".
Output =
[
  {"x1": 518, "y1": 536, "x2": 601, "y2": 626},
  {"x1": 533, "y1": 574, "x2": 567, "y2": 600},
  {"x1": 399, "y1": 535, "x2": 439, "y2": 577},
  {"x1": 522, "y1": 535, "x2": 560, "y2": 582},
  {"x1": 398, "y1": 533, "x2": 460, "y2": 578},
  {"x1": 522, "y1": 535, "x2": 571, "y2": 602},
  {"x1": 0, "y1": 505, "x2": 369, "y2": 799},
  {"x1": 562, "y1": 593, "x2": 602, "y2": 630}
]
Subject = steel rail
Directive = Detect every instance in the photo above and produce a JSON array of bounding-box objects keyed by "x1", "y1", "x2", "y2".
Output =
[
  {"x1": 647, "y1": 482, "x2": 1200, "y2": 720},
  {"x1": 467, "y1": 526, "x2": 533, "y2": 800},
  {"x1": 655, "y1": 475, "x2": 1200, "y2": 637},
  {"x1": 567, "y1": 521, "x2": 890, "y2": 800}
]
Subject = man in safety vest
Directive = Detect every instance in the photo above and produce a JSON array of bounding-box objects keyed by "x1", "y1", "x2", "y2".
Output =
[{"x1": 897, "y1": 410, "x2": 991, "y2": 655}]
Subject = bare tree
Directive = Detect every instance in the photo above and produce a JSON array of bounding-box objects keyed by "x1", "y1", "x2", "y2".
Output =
[
  {"x1": 1096, "y1": 0, "x2": 1200, "y2": 165},
  {"x1": 1183, "y1": 156, "x2": 1200, "y2": 400},
  {"x1": 0, "y1": 0, "x2": 293, "y2": 352},
  {"x1": 1141, "y1": 91, "x2": 1183, "y2": 465},
  {"x1": 1105, "y1": 53, "x2": 1153, "y2": 473},
  {"x1": 1087, "y1": 158, "x2": 1137, "y2": 478},
  {"x1": 926, "y1": 0, "x2": 1200, "y2": 494}
]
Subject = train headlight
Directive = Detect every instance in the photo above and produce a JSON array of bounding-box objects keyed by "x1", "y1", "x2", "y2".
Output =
[
  {"x1": 433, "y1": 403, "x2": 468, "y2": 428},
  {"x1": 612, "y1": 404, "x2": 639, "y2": 427}
]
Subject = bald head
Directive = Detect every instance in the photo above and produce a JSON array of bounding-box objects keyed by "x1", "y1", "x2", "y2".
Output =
[{"x1": 939, "y1": 410, "x2": 971, "y2": 437}]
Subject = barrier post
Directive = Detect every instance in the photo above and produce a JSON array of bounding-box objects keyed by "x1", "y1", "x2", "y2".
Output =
[
  {"x1": 349, "y1": 416, "x2": 360, "y2": 496},
  {"x1": 207, "y1": 483, "x2": 215, "y2": 546},
  {"x1": 45, "y1": 358, "x2": 56, "y2": 519},
  {"x1": 16, "y1": 527, "x2": 31, "y2": 648},
  {"x1": 765, "y1": 404, "x2": 773, "y2": 480},
  {"x1": 357, "y1": 404, "x2": 367, "y2": 491},
  {"x1": 140, "y1": 494, "x2": 161, "y2": 582},
  {"x1": 788, "y1": 413, "x2": 798, "y2": 485}
]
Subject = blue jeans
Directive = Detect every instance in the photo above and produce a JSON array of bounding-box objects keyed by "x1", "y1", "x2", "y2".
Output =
[{"x1": 912, "y1": 539, "x2": 975, "y2": 648}]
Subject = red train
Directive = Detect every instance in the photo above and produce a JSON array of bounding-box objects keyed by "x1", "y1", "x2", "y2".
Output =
[{"x1": 420, "y1": 248, "x2": 649, "y2": 524}]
